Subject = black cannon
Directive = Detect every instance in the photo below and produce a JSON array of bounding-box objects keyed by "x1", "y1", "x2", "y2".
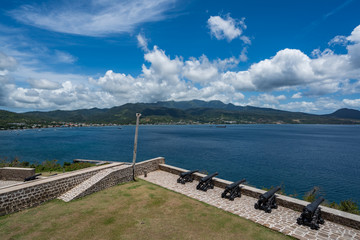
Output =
[
  {"x1": 221, "y1": 179, "x2": 246, "y2": 201},
  {"x1": 196, "y1": 172, "x2": 218, "y2": 191},
  {"x1": 297, "y1": 197, "x2": 325, "y2": 230},
  {"x1": 177, "y1": 170, "x2": 199, "y2": 184},
  {"x1": 254, "y1": 186, "x2": 281, "y2": 213},
  {"x1": 24, "y1": 173, "x2": 42, "y2": 182}
]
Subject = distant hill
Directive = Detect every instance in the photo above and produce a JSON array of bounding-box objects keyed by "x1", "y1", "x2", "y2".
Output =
[
  {"x1": 0, "y1": 110, "x2": 39, "y2": 127},
  {"x1": 326, "y1": 108, "x2": 360, "y2": 120},
  {"x1": 154, "y1": 100, "x2": 240, "y2": 110},
  {"x1": 1, "y1": 100, "x2": 360, "y2": 128}
]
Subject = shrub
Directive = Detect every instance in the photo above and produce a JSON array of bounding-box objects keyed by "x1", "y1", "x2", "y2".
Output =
[
  {"x1": 325, "y1": 200, "x2": 360, "y2": 215},
  {"x1": 64, "y1": 162, "x2": 95, "y2": 172},
  {"x1": 38, "y1": 159, "x2": 62, "y2": 172},
  {"x1": 303, "y1": 186, "x2": 320, "y2": 203}
]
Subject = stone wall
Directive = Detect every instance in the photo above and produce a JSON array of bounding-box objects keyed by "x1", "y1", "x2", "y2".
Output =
[
  {"x1": 134, "y1": 157, "x2": 165, "y2": 176},
  {"x1": 159, "y1": 163, "x2": 360, "y2": 230},
  {"x1": 75, "y1": 157, "x2": 165, "y2": 200},
  {"x1": 0, "y1": 163, "x2": 121, "y2": 216},
  {"x1": 0, "y1": 167, "x2": 35, "y2": 181},
  {"x1": 0, "y1": 157, "x2": 165, "y2": 216}
]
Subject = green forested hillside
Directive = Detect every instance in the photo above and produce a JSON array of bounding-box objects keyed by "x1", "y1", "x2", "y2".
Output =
[{"x1": 1, "y1": 100, "x2": 359, "y2": 128}]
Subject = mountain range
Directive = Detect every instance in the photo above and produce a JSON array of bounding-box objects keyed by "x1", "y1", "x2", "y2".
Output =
[{"x1": 1, "y1": 100, "x2": 360, "y2": 128}]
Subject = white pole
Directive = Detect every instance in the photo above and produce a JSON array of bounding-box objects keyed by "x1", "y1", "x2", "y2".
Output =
[{"x1": 132, "y1": 113, "x2": 141, "y2": 180}]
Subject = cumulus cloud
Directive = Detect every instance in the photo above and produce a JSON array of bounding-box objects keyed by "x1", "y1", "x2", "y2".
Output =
[
  {"x1": 208, "y1": 15, "x2": 249, "y2": 43},
  {"x1": 248, "y1": 49, "x2": 314, "y2": 91},
  {"x1": 89, "y1": 23, "x2": 360, "y2": 112},
  {"x1": 3, "y1": 25, "x2": 360, "y2": 113},
  {"x1": 9, "y1": 0, "x2": 177, "y2": 37},
  {"x1": 91, "y1": 46, "x2": 245, "y2": 105},
  {"x1": 347, "y1": 25, "x2": 360, "y2": 42},
  {"x1": 183, "y1": 55, "x2": 218, "y2": 83}
]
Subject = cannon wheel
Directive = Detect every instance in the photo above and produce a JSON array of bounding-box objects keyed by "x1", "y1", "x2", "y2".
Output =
[
  {"x1": 254, "y1": 203, "x2": 259, "y2": 209},
  {"x1": 229, "y1": 197, "x2": 234, "y2": 201},
  {"x1": 296, "y1": 218, "x2": 303, "y2": 225},
  {"x1": 273, "y1": 204, "x2": 278, "y2": 209},
  {"x1": 177, "y1": 178, "x2": 181, "y2": 183},
  {"x1": 196, "y1": 185, "x2": 200, "y2": 190},
  {"x1": 221, "y1": 193, "x2": 226, "y2": 198},
  {"x1": 310, "y1": 223, "x2": 318, "y2": 230},
  {"x1": 319, "y1": 219, "x2": 325, "y2": 224},
  {"x1": 265, "y1": 208, "x2": 272, "y2": 213}
]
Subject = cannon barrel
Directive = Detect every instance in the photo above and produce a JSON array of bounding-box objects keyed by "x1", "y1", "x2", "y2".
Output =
[
  {"x1": 306, "y1": 197, "x2": 324, "y2": 214},
  {"x1": 201, "y1": 172, "x2": 218, "y2": 182},
  {"x1": 261, "y1": 186, "x2": 281, "y2": 200},
  {"x1": 180, "y1": 170, "x2": 199, "y2": 178},
  {"x1": 24, "y1": 173, "x2": 42, "y2": 182},
  {"x1": 226, "y1": 179, "x2": 246, "y2": 190}
]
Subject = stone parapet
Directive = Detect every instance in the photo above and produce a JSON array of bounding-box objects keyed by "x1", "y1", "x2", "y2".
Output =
[
  {"x1": 159, "y1": 163, "x2": 360, "y2": 230},
  {"x1": 0, "y1": 167, "x2": 35, "y2": 181},
  {"x1": 134, "y1": 157, "x2": 165, "y2": 176}
]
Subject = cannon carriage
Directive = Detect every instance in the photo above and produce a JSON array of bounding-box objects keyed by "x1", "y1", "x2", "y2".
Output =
[
  {"x1": 177, "y1": 170, "x2": 199, "y2": 184},
  {"x1": 254, "y1": 186, "x2": 281, "y2": 213},
  {"x1": 297, "y1": 197, "x2": 325, "y2": 230},
  {"x1": 196, "y1": 172, "x2": 218, "y2": 191},
  {"x1": 221, "y1": 179, "x2": 246, "y2": 201}
]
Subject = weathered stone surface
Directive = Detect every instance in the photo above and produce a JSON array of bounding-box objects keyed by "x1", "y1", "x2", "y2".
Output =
[
  {"x1": 0, "y1": 167, "x2": 35, "y2": 181},
  {"x1": 139, "y1": 170, "x2": 360, "y2": 240}
]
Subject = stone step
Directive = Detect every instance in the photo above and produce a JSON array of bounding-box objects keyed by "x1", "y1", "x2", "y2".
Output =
[{"x1": 58, "y1": 166, "x2": 123, "y2": 202}]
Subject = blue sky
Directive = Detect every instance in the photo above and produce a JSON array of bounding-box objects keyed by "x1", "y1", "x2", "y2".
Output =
[{"x1": 1, "y1": 0, "x2": 360, "y2": 113}]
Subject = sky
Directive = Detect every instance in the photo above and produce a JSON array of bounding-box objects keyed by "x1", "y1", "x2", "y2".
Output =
[{"x1": 0, "y1": 0, "x2": 360, "y2": 114}]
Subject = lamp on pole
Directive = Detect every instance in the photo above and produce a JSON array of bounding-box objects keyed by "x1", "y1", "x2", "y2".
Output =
[{"x1": 132, "y1": 113, "x2": 141, "y2": 181}]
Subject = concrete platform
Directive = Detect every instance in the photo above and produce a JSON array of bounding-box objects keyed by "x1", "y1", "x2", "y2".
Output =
[
  {"x1": 0, "y1": 180, "x2": 22, "y2": 189},
  {"x1": 139, "y1": 170, "x2": 360, "y2": 240}
]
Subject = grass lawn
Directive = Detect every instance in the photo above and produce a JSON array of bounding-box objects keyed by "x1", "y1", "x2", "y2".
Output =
[{"x1": 0, "y1": 179, "x2": 293, "y2": 240}]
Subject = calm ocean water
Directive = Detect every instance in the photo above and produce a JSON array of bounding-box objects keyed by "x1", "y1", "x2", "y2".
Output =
[{"x1": 1, "y1": 124, "x2": 359, "y2": 203}]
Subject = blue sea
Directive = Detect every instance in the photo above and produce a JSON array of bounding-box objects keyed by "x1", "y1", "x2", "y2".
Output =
[{"x1": 1, "y1": 124, "x2": 359, "y2": 203}]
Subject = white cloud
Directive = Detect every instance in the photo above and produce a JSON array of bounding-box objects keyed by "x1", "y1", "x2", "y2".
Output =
[
  {"x1": 137, "y1": 33, "x2": 149, "y2": 52},
  {"x1": 343, "y1": 98, "x2": 360, "y2": 108},
  {"x1": 239, "y1": 47, "x2": 248, "y2": 62},
  {"x1": 3, "y1": 25, "x2": 360, "y2": 114},
  {"x1": 347, "y1": 25, "x2": 360, "y2": 42},
  {"x1": 28, "y1": 79, "x2": 62, "y2": 90},
  {"x1": 279, "y1": 101, "x2": 319, "y2": 113},
  {"x1": 0, "y1": 52, "x2": 17, "y2": 71},
  {"x1": 183, "y1": 55, "x2": 218, "y2": 83},
  {"x1": 328, "y1": 35, "x2": 348, "y2": 46},
  {"x1": 207, "y1": 15, "x2": 249, "y2": 43},
  {"x1": 54, "y1": 50, "x2": 77, "y2": 64},
  {"x1": 248, "y1": 49, "x2": 314, "y2": 91},
  {"x1": 247, "y1": 93, "x2": 286, "y2": 108},
  {"x1": 291, "y1": 92, "x2": 302, "y2": 99},
  {"x1": 9, "y1": 0, "x2": 177, "y2": 37}
]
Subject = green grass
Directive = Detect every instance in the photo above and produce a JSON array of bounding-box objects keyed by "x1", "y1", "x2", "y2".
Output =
[{"x1": 0, "y1": 179, "x2": 293, "y2": 240}]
